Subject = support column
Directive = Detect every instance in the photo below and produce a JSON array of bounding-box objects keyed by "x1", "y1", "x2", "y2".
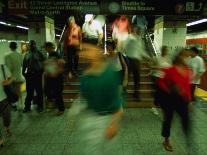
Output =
[
  {"x1": 154, "y1": 16, "x2": 187, "y2": 56},
  {"x1": 28, "y1": 16, "x2": 55, "y2": 50}
]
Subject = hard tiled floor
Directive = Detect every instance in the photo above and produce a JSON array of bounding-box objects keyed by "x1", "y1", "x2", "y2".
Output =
[{"x1": 0, "y1": 102, "x2": 207, "y2": 155}]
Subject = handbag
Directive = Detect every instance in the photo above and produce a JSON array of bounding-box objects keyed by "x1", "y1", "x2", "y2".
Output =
[{"x1": 1, "y1": 65, "x2": 19, "y2": 103}]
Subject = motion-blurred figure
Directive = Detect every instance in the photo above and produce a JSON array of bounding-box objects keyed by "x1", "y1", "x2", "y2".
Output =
[
  {"x1": 82, "y1": 14, "x2": 103, "y2": 46},
  {"x1": 62, "y1": 16, "x2": 82, "y2": 79},
  {"x1": 132, "y1": 15, "x2": 147, "y2": 38},
  {"x1": 0, "y1": 64, "x2": 13, "y2": 146},
  {"x1": 5, "y1": 42, "x2": 24, "y2": 110},
  {"x1": 158, "y1": 49, "x2": 193, "y2": 152},
  {"x1": 188, "y1": 47, "x2": 206, "y2": 102},
  {"x1": 72, "y1": 44, "x2": 123, "y2": 155},
  {"x1": 112, "y1": 15, "x2": 131, "y2": 52},
  {"x1": 106, "y1": 40, "x2": 128, "y2": 91},
  {"x1": 21, "y1": 43, "x2": 29, "y2": 59},
  {"x1": 22, "y1": 40, "x2": 46, "y2": 113},
  {"x1": 150, "y1": 46, "x2": 171, "y2": 115},
  {"x1": 123, "y1": 27, "x2": 148, "y2": 99},
  {"x1": 44, "y1": 42, "x2": 65, "y2": 116}
]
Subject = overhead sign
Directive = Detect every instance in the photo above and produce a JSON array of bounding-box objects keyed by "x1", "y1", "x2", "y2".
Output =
[{"x1": 3, "y1": 0, "x2": 206, "y2": 16}]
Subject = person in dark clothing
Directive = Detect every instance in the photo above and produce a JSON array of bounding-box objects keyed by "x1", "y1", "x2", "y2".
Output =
[
  {"x1": 158, "y1": 50, "x2": 193, "y2": 152},
  {"x1": 44, "y1": 42, "x2": 65, "y2": 116},
  {"x1": 22, "y1": 40, "x2": 46, "y2": 113}
]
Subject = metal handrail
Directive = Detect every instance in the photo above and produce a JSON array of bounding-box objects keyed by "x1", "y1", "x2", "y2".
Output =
[{"x1": 144, "y1": 26, "x2": 159, "y2": 56}]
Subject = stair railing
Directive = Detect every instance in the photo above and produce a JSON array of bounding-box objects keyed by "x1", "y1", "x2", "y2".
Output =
[{"x1": 144, "y1": 26, "x2": 160, "y2": 57}]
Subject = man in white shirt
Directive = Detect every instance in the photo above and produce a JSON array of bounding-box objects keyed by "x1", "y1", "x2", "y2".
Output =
[
  {"x1": 5, "y1": 42, "x2": 23, "y2": 110},
  {"x1": 82, "y1": 14, "x2": 103, "y2": 46},
  {"x1": 189, "y1": 47, "x2": 206, "y2": 102}
]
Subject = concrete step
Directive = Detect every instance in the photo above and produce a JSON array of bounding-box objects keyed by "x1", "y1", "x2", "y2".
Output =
[
  {"x1": 46, "y1": 98, "x2": 154, "y2": 109},
  {"x1": 63, "y1": 89, "x2": 154, "y2": 100},
  {"x1": 63, "y1": 81, "x2": 154, "y2": 91},
  {"x1": 126, "y1": 89, "x2": 154, "y2": 98}
]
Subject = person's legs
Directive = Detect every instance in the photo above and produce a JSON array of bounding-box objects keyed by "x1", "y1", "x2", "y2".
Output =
[
  {"x1": 190, "y1": 84, "x2": 197, "y2": 102},
  {"x1": 174, "y1": 97, "x2": 191, "y2": 144},
  {"x1": 54, "y1": 76, "x2": 65, "y2": 114},
  {"x1": 1, "y1": 100, "x2": 11, "y2": 136},
  {"x1": 67, "y1": 46, "x2": 75, "y2": 78},
  {"x1": 131, "y1": 59, "x2": 140, "y2": 99},
  {"x1": 161, "y1": 95, "x2": 174, "y2": 151},
  {"x1": 44, "y1": 77, "x2": 53, "y2": 100},
  {"x1": 34, "y1": 74, "x2": 44, "y2": 112},
  {"x1": 24, "y1": 76, "x2": 35, "y2": 112},
  {"x1": 73, "y1": 47, "x2": 79, "y2": 75}
]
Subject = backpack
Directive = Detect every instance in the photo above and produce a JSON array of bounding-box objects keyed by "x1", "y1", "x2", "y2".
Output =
[{"x1": 25, "y1": 51, "x2": 45, "y2": 74}]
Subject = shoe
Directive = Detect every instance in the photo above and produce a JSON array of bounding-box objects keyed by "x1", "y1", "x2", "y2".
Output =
[
  {"x1": 37, "y1": 108, "x2": 44, "y2": 113},
  {"x1": 5, "y1": 128, "x2": 12, "y2": 137},
  {"x1": 72, "y1": 71, "x2": 79, "y2": 77},
  {"x1": 163, "y1": 141, "x2": 173, "y2": 152},
  {"x1": 11, "y1": 105, "x2": 18, "y2": 111},
  {"x1": 56, "y1": 111, "x2": 64, "y2": 116},
  {"x1": 151, "y1": 107, "x2": 159, "y2": 115},
  {"x1": 0, "y1": 140, "x2": 4, "y2": 148},
  {"x1": 133, "y1": 92, "x2": 140, "y2": 100},
  {"x1": 23, "y1": 108, "x2": 31, "y2": 113},
  {"x1": 68, "y1": 72, "x2": 73, "y2": 79}
]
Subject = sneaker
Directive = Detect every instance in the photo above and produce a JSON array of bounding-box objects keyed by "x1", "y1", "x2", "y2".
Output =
[
  {"x1": 163, "y1": 141, "x2": 173, "y2": 152},
  {"x1": 56, "y1": 111, "x2": 64, "y2": 116},
  {"x1": 151, "y1": 107, "x2": 159, "y2": 115},
  {"x1": 5, "y1": 128, "x2": 12, "y2": 137},
  {"x1": 37, "y1": 107, "x2": 44, "y2": 113},
  {"x1": 68, "y1": 72, "x2": 73, "y2": 79},
  {"x1": 11, "y1": 105, "x2": 18, "y2": 111},
  {"x1": 0, "y1": 139, "x2": 4, "y2": 148},
  {"x1": 23, "y1": 108, "x2": 31, "y2": 113},
  {"x1": 72, "y1": 71, "x2": 79, "y2": 77}
]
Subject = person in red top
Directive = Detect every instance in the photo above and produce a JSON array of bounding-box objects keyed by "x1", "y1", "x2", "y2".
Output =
[
  {"x1": 63, "y1": 16, "x2": 82, "y2": 79},
  {"x1": 158, "y1": 49, "x2": 193, "y2": 152}
]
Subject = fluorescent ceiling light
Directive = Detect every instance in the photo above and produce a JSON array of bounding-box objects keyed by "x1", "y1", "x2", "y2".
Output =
[
  {"x1": 0, "y1": 21, "x2": 7, "y2": 25},
  {"x1": 16, "y1": 25, "x2": 29, "y2": 30},
  {"x1": 0, "y1": 21, "x2": 12, "y2": 26},
  {"x1": 186, "y1": 19, "x2": 207, "y2": 27}
]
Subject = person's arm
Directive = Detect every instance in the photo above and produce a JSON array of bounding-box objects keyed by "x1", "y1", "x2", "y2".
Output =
[
  {"x1": 78, "y1": 26, "x2": 83, "y2": 50},
  {"x1": 106, "y1": 108, "x2": 123, "y2": 139},
  {"x1": 97, "y1": 23, "x2": 103, "y2": 46},
  {"x1": 119, "y1": 54, "x2": 128, "y2": 87},
  {"x1": 22, "y1": 55, "x2": 27, "y2": 77}
]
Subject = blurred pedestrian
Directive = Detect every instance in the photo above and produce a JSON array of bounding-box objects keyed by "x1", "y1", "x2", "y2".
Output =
[
  {"x1": 62, "y1": 16, "x2": 82, "y2": 79},
  {"x1": 123, "y1": 26, "x2": 149, "y2": 100},
  {"x1": 44, "y1": 42, "x2": 65, "y2": 116},
  {"x1": 82, "y1": 14, "x2": 103, "y2": 46},
  {"x1": 188, "y1": 47, "x2": 206, "y2": 102},
  {"x1": 22, "y1": 40, "x2": 46, "y2": 113},
  {"x1": 132, "y1": 15, "x2": 147, "y2": 38},
  {"x1": 150, "y1": 46, "x2": 171, "y2": 115},
  {"x1": 158, "y1": 49, "x2": 192, "y2": 152},
  {"x1": 74, "y1": 44, "x2": 123, "y2": 155},
  {"x1": 5, "y1": 42, "x2": 24, "y2": 110},
  {"x1": 106, "y1": 40, "x2": 128, "y2": 90},
  {"x1": 0, "y1": 64, "x2": 13, "y2": 146}
]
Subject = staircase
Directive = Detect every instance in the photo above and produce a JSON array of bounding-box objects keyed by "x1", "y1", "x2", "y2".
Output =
[
  {"x1": 46, "y1": 20, "x2": 157, "y2": 108},
  {"x1": 61, "y1": 57, "x2": 155, "y2": 108}
]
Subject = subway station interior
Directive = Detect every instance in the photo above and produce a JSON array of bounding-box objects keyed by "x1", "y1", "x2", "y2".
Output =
[{"x1": 0, "y1": 0, "x2": 207, "y2": 155}]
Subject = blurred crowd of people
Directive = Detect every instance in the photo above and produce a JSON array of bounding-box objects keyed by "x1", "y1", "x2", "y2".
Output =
[{"x1": 0, "y1": 14, "x2": 206, "y2": 154}]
